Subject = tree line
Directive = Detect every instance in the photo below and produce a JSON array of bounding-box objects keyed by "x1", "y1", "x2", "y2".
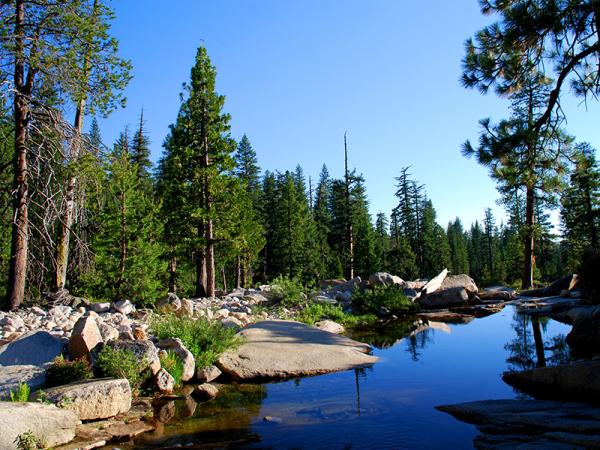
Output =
[{"x1": 1, "y1": 0, "x2": 599, "y2": 310}]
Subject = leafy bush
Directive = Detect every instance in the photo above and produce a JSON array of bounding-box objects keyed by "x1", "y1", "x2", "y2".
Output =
[
  {"x1": 352, "y1": 285, "x2": 418, "y2": 315},
  {"x1": 159, "y1": 350, "x2": 184, "y2": 387},
  {"x1": 296, "y1": 303, "x2": 346, "y2": 325},
  {"x1": 46, "y1": 355, "x2": 93, "y2": 388},
  {"x1": 9, "y1": 382, "x2": 30, "y2": 402},
  {"x1": 270, "y1": 275, "x2": 309, "y2": 306},
  {"x1": 151, "y1": 314, "x2": 240, "y2": 368},
  {"x1": 296, "y1": 302, "x2": 378, "y2": 327},
  {"x1": 96, "y1": 345, "x2": 145, "y2": 392}
]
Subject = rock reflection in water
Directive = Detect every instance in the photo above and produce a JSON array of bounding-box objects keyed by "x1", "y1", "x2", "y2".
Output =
[{"x1": 130, "y1": 384, "x2": 267, "y2": 448}]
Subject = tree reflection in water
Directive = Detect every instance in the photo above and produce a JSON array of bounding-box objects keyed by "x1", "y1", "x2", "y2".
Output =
[{"x1": 504, "y1": 312, "x2": 570, "y2": 373}]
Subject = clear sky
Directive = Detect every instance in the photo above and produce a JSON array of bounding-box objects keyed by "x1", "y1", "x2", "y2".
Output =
[{"x1": 96, "y1": 0, "x2": 599, "y2": 229}]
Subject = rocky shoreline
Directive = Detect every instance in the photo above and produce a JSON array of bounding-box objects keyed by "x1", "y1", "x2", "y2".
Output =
[{"x1": 0, "y1": 270, "x2": 596, "y2": 449}]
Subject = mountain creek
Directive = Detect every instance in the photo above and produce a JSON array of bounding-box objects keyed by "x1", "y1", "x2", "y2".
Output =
[{"x1": 108, "y1": 305, "x2": 571, "y2": 449}]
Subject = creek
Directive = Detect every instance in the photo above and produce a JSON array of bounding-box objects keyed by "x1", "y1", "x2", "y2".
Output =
[{"x1": 113, "y1": 305, "x2": 571, "y2": 449}]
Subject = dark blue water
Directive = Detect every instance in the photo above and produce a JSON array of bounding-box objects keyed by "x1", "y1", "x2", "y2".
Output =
[{"x1": 124, "y1": 306, "x2": 571, "y2": 449}]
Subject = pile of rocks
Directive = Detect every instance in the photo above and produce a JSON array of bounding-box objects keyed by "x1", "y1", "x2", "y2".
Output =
[{"x1": 311, "y1": 269, "x2": 488, "y2": 311}]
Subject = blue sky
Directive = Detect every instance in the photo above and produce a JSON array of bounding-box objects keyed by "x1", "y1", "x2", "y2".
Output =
[{"x1": 96, "y1": 0, "x2": 599, "y2": 228}]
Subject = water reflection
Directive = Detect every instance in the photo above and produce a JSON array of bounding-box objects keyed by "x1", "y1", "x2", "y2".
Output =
[
  {"x1": 133, "y1": 384, "x2": 268, "y2": 448},
  {"x1": 504, "y1": 312, "x2": 570, "y2": 372}
]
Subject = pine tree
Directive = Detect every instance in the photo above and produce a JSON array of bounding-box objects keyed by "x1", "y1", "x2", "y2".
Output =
[
  {"x1": 447, "y1": 218, "x2": 469, "y2": 275},
  {"x1": 233, "y1": 134, "x2": 261, "y2": 207},
  {"x1": 463, "y1": 73, "x2": 572, "y2": 288},
  {"x1": 159, "y1": 45, "x2": 235, "y2": 297},
  {"x1": 561, "y1": 143, "x2": 600, "y2": 272},
  {"x1": 374, "y1": 213, "x2": 390, "y2": 272},
  {"x1": 84, "y1": 130, "x2": 163, "y2": 306},
  {"x1": 463, "y1": 1, "x2": 600, "y2": 138},
  {"x1": 313, "y1": 165, "x2": 334, "y2": 278},
  {"x1": 421, "y1": 200, "x2": 450, "y2": 278},
  {"x1": 1, "y1": 0, "x2": 131, "y2": 309},
  {"x1": 389, "y1": 209, "x2": 418, "y2": 280},
  {"x1": 131, "y1": 109, "x2": 153, "y2": 183}
]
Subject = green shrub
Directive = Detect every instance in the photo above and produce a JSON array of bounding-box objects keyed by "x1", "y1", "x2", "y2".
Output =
[
  {"x1": 159, "y1": 350, "x2": 184, "y2": 387},
  {"x1": 45, "y1": 355, "x2": 93, "y2": 388},
  {"x1": 96, "y1": 345, "x2": 145, "y2": 392},
  {"x1": 9, "y1": 382, "x2": 30, "y2": 402},
  {"x1": 296, "y1": 302, "x2": 378, "y2": 327},
  {"x1": 151, "y1": 314, "x2": 240, "y2": 368},
  {"x1": 296, "y1": 303, "x2": 346, "y2": 325},
  {"x1": 352, "y1": 285, "x2": 418, "y2": 315},
  {"x1": 270, "y1": 275, "x2": 309, "y2": 306}
]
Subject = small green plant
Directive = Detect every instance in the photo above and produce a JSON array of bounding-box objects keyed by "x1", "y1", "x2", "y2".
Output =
[
  {"x1": 46, "y1": 355, "x2": 93, "y2": 388},
  {"x1": 151, "y1": 314, "x2": 240, "y2": 368},
  {"x1": 34, "y1": 390, "x2": 51, "y2": 405},
  {"x1": 14, "y1": 431, "x2": 42, "y2": 450},
  {"x1": 9, "y1": 382, "x2": 30, "y2": 402},
  {"x1": 271, "y1": 275, "x2": 310, "y2": 306},
  {"x1": 96, "y1": 345, "x2": 145, "y2": 392},
  {"x1": 159, "y1": 350, "x2": 184, "y2": 387},
  {"x1": 352, "y1": 285, "x2": 418, "y2": 315}
]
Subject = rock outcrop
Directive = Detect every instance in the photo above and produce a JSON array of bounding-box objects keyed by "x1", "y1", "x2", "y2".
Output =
[
  {"x1": 368, "y1": 272, "x2": 403, "y2": 288},
  {"x1": 0, "y1": 402, "x2": 79, "y2": 448},
  {"x1": 217, "y1": 320, "x2": 377, "y2": 380},
  {"x1": 38, "y1": 378, "x2": 132, "y2": 420},
  {"x1": 0, "y1": 364, "x2": 46, "y2": 399},
  {"x1": 0, "y1": 330, "x2": 63, "y2": 366}
]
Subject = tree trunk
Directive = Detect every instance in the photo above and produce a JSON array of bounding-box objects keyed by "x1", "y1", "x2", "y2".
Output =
[
  {"x1": 6, "y1": 0, "x2": 29, "y2": 311},
  {"x1": 195, "y1": 223, "x2": 207, "y2": 297},
  {"x1": 241, "y1": 256, "x2": 248, "y2": 288},
  {"x1": 55, "y1": 1, "x2": 97, "y2": 291},
  {"x1": 55, "y1": 98, "x2": 85, "y2": 290},
  {"x1": 344, "y1": 132, "x2": 354, "y2": 280},
  {"x1": 206, "y1": 217, "x2": 215, "y2": 296},
  {"x1": 117, "y1": 188, "x2": 127, "y2": 299},
  {"x1": 585, "y1": 185, "x2": 598, "y2": 248},
  {"x1": 235, "y1": 255, "x2": 241, "y2": 289},
  {"x1": 531, "y1": 317, "x2": 546, "y2": 368},
  {"x1": 168, "y1": 255, "x2": 177, "y2": 293},
  {"x1": 221, "y1": 267, "x2": 227, "y2": 292},
  {"x1": 522, "y1": 185, "x2": 535, "y2": 289}
]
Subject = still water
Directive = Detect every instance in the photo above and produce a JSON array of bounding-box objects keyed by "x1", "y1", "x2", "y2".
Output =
[{"x1": 121, "y1": 306, "x2": 571, "y2": 449}]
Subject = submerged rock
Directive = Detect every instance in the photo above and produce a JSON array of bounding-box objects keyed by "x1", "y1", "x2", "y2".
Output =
[
  {"x1": 193, "y1": 382, "x2": 219, "y2": 400},
  {"x1": 437, "y1": 399, "x2": 600, "y2": 448},
  {"x1": 217, "y1": 320, "x2": 377, "y2": 380},
  {"x1": 0, "y1": 402, "x2": 79, "y2": 448},
  {"x1": 502, "y1": 359, "x2": 600, "y2": 402}
]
